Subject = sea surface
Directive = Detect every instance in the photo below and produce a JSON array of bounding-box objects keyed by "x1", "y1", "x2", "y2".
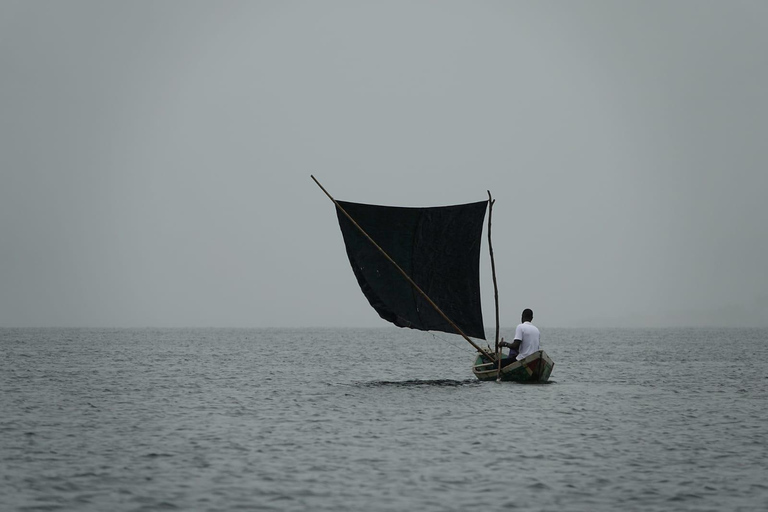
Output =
[{"x1": 1, "y1": 327, "x2": 767, "y2": 511}]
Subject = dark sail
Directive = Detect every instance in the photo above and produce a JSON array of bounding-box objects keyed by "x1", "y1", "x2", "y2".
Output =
[{"x1": 336, "y1": 200, "x2": 488, "y2": 340}]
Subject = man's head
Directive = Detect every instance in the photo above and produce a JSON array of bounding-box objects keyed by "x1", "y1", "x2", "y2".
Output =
[{"x1": 521, "y1": 308, "x2": 533, "y2": 323}]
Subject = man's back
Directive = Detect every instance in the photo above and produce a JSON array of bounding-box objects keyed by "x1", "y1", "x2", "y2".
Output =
[{"x1": 514, "y1": 321, "x2": 540, "y2": 360}]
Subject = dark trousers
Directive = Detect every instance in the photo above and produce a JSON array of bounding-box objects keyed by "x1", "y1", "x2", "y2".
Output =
[{"x1": 500, "y1": 354, "x2": 519, "y2": 367}]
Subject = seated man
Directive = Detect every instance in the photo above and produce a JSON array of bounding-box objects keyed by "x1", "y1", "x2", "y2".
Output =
[{"x1": 498, "y1": 308, "x2": 540, "y2": 367}]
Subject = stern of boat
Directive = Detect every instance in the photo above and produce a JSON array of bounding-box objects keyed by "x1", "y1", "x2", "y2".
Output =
[{"x1": 472, "y1": 350, "x2": 554, "y2": 383}]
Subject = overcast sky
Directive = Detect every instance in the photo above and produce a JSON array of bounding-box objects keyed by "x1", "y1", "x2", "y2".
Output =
[{"x1": 2, "y1": 1, "x2": 767, "y2": 328}]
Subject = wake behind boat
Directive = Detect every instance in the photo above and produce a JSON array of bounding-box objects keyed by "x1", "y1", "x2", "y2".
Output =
[{"x1": 313, "y1": 175, "x2": 554, "y2": 383}]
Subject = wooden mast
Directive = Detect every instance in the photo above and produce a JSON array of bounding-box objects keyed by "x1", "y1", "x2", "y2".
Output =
[
  {"x1": 487, "y1": 191, "x2": 502, "y2": 379},
  {"x1": 312, "y1": 175, "x2": 495, "y2": 362}
]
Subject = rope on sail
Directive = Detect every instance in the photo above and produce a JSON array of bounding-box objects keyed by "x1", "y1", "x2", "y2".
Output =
[{"x1": 425, "y1": 331, "x2": 478, "y2": 354}]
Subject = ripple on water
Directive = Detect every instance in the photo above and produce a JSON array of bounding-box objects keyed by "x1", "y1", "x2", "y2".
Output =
[{"x1": 1, "y1": 327, "x2": 768, "y2": 512}]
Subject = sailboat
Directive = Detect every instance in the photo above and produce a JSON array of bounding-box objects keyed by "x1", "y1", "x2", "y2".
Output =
[{"x1": 312, "y1": 175, "x2": 554, "y2": 383}]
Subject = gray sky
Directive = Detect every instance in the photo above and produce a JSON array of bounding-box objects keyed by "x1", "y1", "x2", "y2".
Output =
[{"x1": 2, "y1": 1, "x2": 767, "y2": 328}]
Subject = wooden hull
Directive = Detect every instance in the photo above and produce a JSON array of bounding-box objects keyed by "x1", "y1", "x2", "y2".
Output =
[{"x1": 472, "y1": 350, "x2": 554, "y2": 383}]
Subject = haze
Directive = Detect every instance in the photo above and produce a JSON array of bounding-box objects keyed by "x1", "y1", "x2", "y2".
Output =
[{"x1": 2, "y1": 1, "x2": 767, "y2": 329}]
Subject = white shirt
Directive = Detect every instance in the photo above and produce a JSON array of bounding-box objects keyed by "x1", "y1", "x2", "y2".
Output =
[{"x1": 514, "y1": 321, "x2": 540, "y2": 360}]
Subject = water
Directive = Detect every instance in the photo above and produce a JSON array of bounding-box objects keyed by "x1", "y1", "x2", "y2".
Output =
[{"x1": 2, "y1": 327, "x2": 767, "y2": 511}]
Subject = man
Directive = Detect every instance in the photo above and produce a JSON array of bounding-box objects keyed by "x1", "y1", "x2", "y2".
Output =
[{"x1": 499, "y1": 308, "x2": 540, "y2": 366}]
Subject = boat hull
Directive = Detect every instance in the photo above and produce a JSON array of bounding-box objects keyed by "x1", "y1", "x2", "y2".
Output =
[{"x1": 472, "y1": 350, "x2": 554, "y2": 383}]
